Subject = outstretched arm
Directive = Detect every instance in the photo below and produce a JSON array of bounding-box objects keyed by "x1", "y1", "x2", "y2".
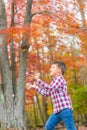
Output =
[
  {"x1": 29, "y1": 82, "x2": 50, "y2": 97},
  {"x1": 36, "y1": 76, "x2": 66, "y2": 92}
]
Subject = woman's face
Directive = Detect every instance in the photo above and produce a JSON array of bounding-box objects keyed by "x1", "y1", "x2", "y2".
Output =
[{"x1": 50, "y1": 64, "x2": 61, "y2": 77}]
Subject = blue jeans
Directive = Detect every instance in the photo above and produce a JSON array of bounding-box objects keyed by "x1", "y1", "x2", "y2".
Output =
[{"x1": 45, "y1": 109, "x2": 76, "y2": 130}]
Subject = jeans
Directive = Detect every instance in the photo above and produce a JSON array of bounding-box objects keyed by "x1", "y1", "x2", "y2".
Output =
[{"x1": 45, "y1": 109, "x2": 76, "y2": 130}]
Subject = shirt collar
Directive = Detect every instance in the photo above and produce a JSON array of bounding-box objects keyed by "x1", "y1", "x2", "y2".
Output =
[{"x1": 52, "y1": 74, "x2": 62, "y2": 81}]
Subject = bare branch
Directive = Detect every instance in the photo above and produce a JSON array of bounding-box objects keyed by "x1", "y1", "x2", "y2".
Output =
[
  {"x1": 31, "y1": 10, "x2": 52, "y2": 17},
  {"x1": 15, "y1": 4, "x2": 25, "y2": 14}
]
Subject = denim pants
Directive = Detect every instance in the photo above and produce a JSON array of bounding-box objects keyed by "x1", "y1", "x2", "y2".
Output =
[{"x1": 45, "y1": 109, "x2": 76, "y2": 130}]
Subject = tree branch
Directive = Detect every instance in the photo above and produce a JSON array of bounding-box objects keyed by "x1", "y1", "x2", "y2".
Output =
[{"x1": 31, "y1": 10, "x2": 51, "y2": 18}]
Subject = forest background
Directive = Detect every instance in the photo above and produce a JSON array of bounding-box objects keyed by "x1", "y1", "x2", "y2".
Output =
[{"x1": 0, "y1": 0, "x2": 87, "y2": 130}]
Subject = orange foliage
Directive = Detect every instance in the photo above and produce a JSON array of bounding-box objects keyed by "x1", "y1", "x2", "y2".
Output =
[
  {"x1": 25, "y1": 88, "x2": 36, "y2": 99},
  {"x1": 5, "y1": 0, "x2": 87, "y2": 108}
]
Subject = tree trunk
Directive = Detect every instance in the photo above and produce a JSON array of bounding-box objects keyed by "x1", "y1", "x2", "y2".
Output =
[
  {"x1": 0, "y1": 0, "x2": 14, "y2": 127},
  {"x1": 0, "y1": 0, "x2": 32, "y2": 128},
  {"x1": 14, "y1": 51, "x2": 28, "y2": 128},
  {"x1": 14, "y1": 0, "x2": 33, "y2": 128},
  {"x1": 0, "y1": 83, "x2": 6, "y2": 126},
  {"x1": 36, "y1": 93, "x2": 45, "y2": 125},
  {"x1": 32, "y1": 98, "x2": 38, "y2": 127}
]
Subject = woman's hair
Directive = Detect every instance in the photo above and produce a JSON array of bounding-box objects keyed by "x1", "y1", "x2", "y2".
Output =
[{"x1": 53, "y1": 61, "x2": 66, "y2": 75}]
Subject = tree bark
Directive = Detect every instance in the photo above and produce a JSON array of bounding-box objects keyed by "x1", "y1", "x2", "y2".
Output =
[
  {"x1": 0, "y1": 0, "x2": 14, "y2": 127},
  {"x1": 14, "y1": 0, "x2": 33, "y2": 128},
  {"x1": 10, "y1": 0, "x2": 16, "y2": 96},
  {"x1": 0, "y1": 0, "x2": 32, "y2": 128}
]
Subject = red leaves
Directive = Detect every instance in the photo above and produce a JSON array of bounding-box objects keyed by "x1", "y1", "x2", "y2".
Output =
[{"x1": 25, "y1": 87, "x2": 36, "y2": 103}]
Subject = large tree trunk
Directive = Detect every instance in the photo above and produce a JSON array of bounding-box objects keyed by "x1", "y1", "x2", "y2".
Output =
[
  {"x1": 14, "y1": 0, "x2": 32, "y2": 128},
  {"x1": 0, "y1": 0, "x2": 32, "y2": 129},
  {"x1": 0, "y1": 0, "x2": 14, "y2": 127},
  {"x1": 0, "y1": 77, "x2": 6, "y2": 126},
  {"x1": 14, "y1": 51, "x2": 28, "y2": 129}
]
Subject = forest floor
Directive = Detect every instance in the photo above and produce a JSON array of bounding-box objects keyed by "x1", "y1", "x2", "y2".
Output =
[
  {"x1": 32, "y1": 125, "x2": 87, "y2": 130},
  {"x1": 0, "y1": 126, "x2": 86, "y2": 130}
]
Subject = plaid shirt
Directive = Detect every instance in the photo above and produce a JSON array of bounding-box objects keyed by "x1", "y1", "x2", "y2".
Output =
[{"x1": 36, "y1": 75, "x2": 72, "y2": 114}]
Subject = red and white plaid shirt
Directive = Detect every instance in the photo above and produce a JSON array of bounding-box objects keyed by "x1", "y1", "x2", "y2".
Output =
[{"x1": 36, "y1": 75, "x2": 72, "y2": 114}]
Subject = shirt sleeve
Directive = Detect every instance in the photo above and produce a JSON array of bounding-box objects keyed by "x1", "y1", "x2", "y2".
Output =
[
  {"x1": 35, "y1": 85, "x2": 50, "y2": 96},
  {"x1": 36, "y1": 76, "x2": 66, "y2": 91}
]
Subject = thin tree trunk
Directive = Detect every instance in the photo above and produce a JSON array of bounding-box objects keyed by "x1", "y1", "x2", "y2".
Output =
[
  {"x1": 32, "y1": 98, "x2": 38, "y2": 127},
  {"x1": 10, "y1": 0, "x2": 16, "y2": 96},
  {"x1": 36, "y1": 93, "x2": 45, "y2": 125},
  {"x1": 35, "y1": 47, "x2": 46, "y2": 125}
]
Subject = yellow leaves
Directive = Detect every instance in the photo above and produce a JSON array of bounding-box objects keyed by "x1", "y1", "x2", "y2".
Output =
[{"x1": 46, "y1": 98, "x2": 52, "y2": 116}]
